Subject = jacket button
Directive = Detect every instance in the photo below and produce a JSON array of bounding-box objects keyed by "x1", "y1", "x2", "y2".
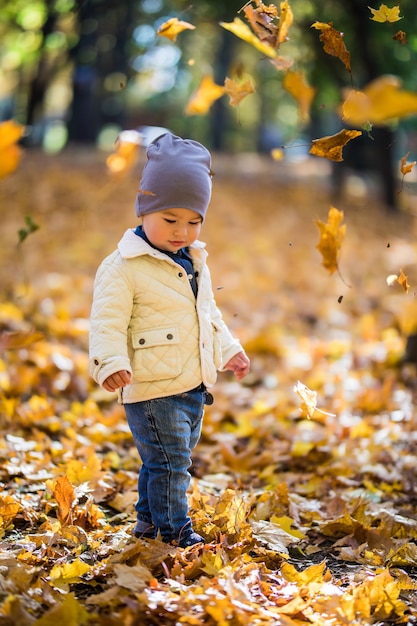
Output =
[
  {"x1": 167, "y1": 333, "x2": 173, "y2": 340},
  {"x1": 139, "y1": 338, "x2": 145, "y2": 345}
]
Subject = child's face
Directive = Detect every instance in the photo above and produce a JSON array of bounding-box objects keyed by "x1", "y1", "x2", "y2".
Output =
[{"x1": 142, "y1": 208, "x2": 203, "y2": 252}]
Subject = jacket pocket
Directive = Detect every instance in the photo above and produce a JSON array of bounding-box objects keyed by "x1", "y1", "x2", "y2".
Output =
[{"x1": 131, "y1": 326, "x2": 181, "y2": 381}]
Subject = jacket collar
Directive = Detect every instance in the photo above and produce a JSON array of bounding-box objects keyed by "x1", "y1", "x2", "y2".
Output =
[{"x1": 118, "y1": 228, "x2": 207, "y2": 261}]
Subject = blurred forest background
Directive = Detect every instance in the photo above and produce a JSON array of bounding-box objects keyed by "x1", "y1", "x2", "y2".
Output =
[{"x1": 2, "y1": 0, "x2": 417, "y2": 209}]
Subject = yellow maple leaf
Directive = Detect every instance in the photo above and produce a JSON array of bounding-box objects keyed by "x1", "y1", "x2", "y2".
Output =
[
  {"x1": 0, "y1": 494, "x2": 20, "y2": 529},
  {"x1": 33, "y1": 593, "x2": 90, "y2": 626},
  {"x1": 281, "y1": 560, "x2": 328, "y2": 584},
  {"x1": 311, "y1": 21, "x2": 351, "y2": 72},
  {"x1": 271, "y1": 515, "x2": 306, "y2": 539},
  {"x1": 277, "y1": 0, "x2": 294, "y2": 45},
  {"x1": 0, "y1": 120, "x2": 24, "y2": 180},
  {"x1": 66, "y1": 451, "x2": 103, "y2": 486},
  {"x1": 368, "y1": 4, "x2": 402, "y2": 23},
  {"x1": 157, "y1": 17, "x2": 195, "y2": 41},
  {"x1": 282, "y1": 70, "x2": 316, "y2": 122},
  {"x1": 316, "y1": 206, "x2": 346, "y2": 274},
  {"x1": 50, "y1": 558, "x2": 92, "y2": 584},
  {"x1": 220, "y1": 18, "x2": 277, "y2": 58},
  {"x1": 341, "y1": 75, "x2": 417, "y2": 126},
  {"x1": 185, "y1": 75, "x2": 226, "y2": 115},
  {"x1": 309, "y1": 128, "x2": 362, "y2": 162},
  {"x1": 224, "y1": 76, "x2": 255, "y2": 107}
]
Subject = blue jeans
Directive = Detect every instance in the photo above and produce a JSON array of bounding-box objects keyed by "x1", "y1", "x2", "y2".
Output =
[{"x1": 124, "y1": 387, "x2": 205, "y2": 542}]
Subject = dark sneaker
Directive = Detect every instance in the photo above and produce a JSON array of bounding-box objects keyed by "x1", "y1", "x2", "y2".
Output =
[
  {"x1": 133, "y1": 520, "x2": 156, "y2": 539},
  {"x1": 178, "y1": 531, "x2": 205, "y2": 548}
]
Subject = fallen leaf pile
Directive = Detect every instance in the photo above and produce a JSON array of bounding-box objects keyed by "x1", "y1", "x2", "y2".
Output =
[{"x1": 1, "y1": 148, "x2": 417, "y2": 624}]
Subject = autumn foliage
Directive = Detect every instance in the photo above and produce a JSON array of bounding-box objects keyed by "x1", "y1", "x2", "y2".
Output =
[{"x1": 2, "y1": 1, "x2": 417, "y2": 624}]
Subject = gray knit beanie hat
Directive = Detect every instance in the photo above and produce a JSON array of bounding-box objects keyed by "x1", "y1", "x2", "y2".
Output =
[{"x1": 135, "y1": 132, "x2": 212, "y2": 219}]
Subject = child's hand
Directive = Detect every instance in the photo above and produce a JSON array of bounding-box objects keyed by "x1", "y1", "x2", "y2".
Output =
[
  {"x1": 224, "y1": 351, "x2": 250, "y2": 380},
  {"x1": 103, "y1": 370, "x2": 132, "y2": 392}
]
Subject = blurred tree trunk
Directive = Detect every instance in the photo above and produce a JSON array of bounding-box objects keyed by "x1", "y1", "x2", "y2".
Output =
[
  {"x1": 68, "y1": 0, "x2": 135, "y2": 143},
  {"x1": 26, "y1": 0, "x2": 58, "y2": 128}
]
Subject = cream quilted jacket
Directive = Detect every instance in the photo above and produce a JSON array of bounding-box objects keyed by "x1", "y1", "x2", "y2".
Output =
[{"x1": 89, "y1": 229, "x2": 244, "y2": 403}]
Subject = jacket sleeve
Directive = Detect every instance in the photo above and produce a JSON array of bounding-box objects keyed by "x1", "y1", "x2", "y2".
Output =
[{"x1": 89, "y1": 257, "x2": 134, "y2": 387}]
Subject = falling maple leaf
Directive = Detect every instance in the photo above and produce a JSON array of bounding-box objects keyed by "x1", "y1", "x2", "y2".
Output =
[
  {"x1": 0, "y1": 120, "x2": 24, "y2": 180},
  {"x1": 315, "y1": 206, "x2": 346, "y2": 275},
  {"x1": 393, "y1": 30, "x2": 407, "y2": 44},
  {"x1": 398, "y1": 268, "x2": 410, "y2": 292},
  {"x1": 224, "y1": 76, "x2": 255, "y2": 107},
  {"x1": 293, "y1": 381, "x2": 336, "y2": 421},
  {"x1": 282, "y1": 70, "x2": 316, "y2": 122},
  {"x1": 368, "y1": 4, "x2": 403, "y2": 23},
  {"x1": 311, "y1": 21, "x2": 351, "y2": 73},
  {"x1": 243, "y1": 0, "x2": 293, "y2": 49},
  {"x1": 293, "y1": 380, "x2": 318, "y2": 419},
  {"x1": 341, "y1": 75, "x2": 417, "y2": 126},
  {"x1": 400, "y1": 152, "x2": 416, "y2": 176},
  {"x1": 387, "y1": 270, "x2": 410, "y2": 292},
  {"x1": 309, "y1": 128, "x2": 362, "y2": 162},
  {"x1": 185, "y1": 75, "x2": 226, "y2": 115},
  {"x1": 398, "y1": 152, "x2": 416, "y2": 195},
  {"x1": 220, "y1": 17, "x2": 277, "y2": 58},
  {"x1": 157, "y1": 17, "x2": 196, "y2": 42}
]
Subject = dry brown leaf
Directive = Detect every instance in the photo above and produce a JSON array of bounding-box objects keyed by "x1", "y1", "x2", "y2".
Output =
[
  {"x1": 224, "y1": 76, "x2": 255, "y2": 107},
  {"x1": 309, "y1": 128, "x2": 362, "y2": 162},
  {"x1": 311, "y1": 21, "x2": 351, "y2": 72}
]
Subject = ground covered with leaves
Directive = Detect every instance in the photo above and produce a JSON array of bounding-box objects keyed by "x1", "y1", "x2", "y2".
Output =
[{"x1": 1, "y1": 149, "x2": 417, "y2": 625}]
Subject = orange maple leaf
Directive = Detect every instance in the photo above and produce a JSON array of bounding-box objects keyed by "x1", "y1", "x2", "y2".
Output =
[
  {"x1": 106, "y1": 130, "x2": 142, "y2": 175},
  {"x1": 398, "y1": 268, "x2": 410, "y2": 293},
  {"x1": 309, "y1": 129, "x2": 362, "y2": 162},
  {"x1": 224, "y1": 76, "x2": 255, "y2": 107},
  {"x1": 311, "y1": 21, "x2": 351, "y2": 73},
  {"x1": 400, "y1": 152, "x2": 416, "y2": 176},
  {"x1": 53, "y1": 476, "x2": 77, "y2": 526},
  {"x1": 316, "y1": 206, "x2": 346, "y2": 275},
  {"x1": 157, "y1": 17, "x2": 196, "y2": 41},
  {"x1": 368, "y1": 4, "x2": 402, "y2": 23},
  {"x1": 185, "y1": 75, "x2": 226, "y2": 115},
  {"x1": 0, "y1": 120, "x2": 24, "y2": 180},
  {"x1": 282, "y1": 70, "x2": 316, "y2": 122}
]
